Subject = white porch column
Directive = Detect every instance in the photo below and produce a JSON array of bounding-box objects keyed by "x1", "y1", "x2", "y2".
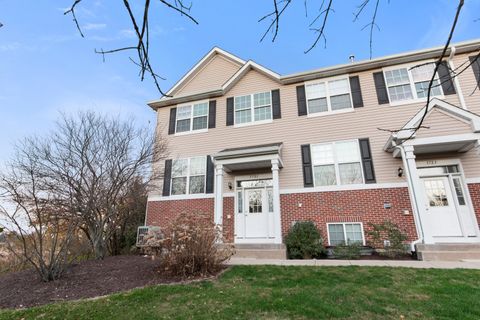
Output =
[
  {"x1": 271, "y1": 159, "x2": 282, "y2": 244},
  {"x1": 214, "y1": 163, "x2": 224, "y2": 226},
  {"x1": 400, "y1": 145, "x2": 433, "y2": 244}
]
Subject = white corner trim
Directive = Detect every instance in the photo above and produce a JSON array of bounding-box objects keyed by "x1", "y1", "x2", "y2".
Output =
[
  {"x1": 280, "y1": 182, "x2": 408, "y2": 195},
  {"x1": 466, "y1": 177, "x2": 480, "y2": 184}
]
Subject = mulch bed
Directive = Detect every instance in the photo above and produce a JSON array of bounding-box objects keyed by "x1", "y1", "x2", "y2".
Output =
[{"x1": 0, "y1": 255, "x2": 209, "y2": 309}]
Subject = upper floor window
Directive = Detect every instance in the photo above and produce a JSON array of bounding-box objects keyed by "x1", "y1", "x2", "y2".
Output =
[
  {"x1": 305, "y1": 78, "x2": 352, "y2": 115},
  {"x1": 311, "y1": 140, "x2": 364, "y2": 186},
  {"x1": 384, "y1": 63, "x2": 443, "y2": 103},
  {"x1": 176, "y1": 101, "x2": 209, "y2": 133},
  {"x1": 234, "y1": 92, "x2": 272, "y2": 125},
  {"x1": 171, "y1": 156, "x2": 206, "y2": 195}
]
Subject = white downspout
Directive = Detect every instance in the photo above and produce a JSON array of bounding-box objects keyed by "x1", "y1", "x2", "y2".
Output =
[
  {"x1": 397, "y1": 145, "x2": 424, "y2": 252},
  {"x1": 447, "y1": 46, "x2": 467, "y2": 109}
]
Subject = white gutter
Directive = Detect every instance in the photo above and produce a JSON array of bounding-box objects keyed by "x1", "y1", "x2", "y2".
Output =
[
  {"x1": 396, "y1": 145, "x2": 424, "y2": 252},
  {"x1": 447, "y1": 46, "x2": 468, "y2": 109}
]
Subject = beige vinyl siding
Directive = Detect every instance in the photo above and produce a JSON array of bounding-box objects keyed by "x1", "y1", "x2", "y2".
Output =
[
  {"x1": 451, "y1": 53, "x2": 480, "y2": 114},
  {"x1": 175, "y1": 55, "x2": 242, "y2": 97},
  {"x1": 415, "y1": 109, "x2": 472, "y2": 139},
  {"x1": 153, "y1": 53, "x2": 480, "y2": 196}
]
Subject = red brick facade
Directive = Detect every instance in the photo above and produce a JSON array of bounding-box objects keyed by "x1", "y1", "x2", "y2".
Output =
[
  {"x1": 280, "y1": 187, "x2": 417, "y2": 245},
  {"x1": 467, "y1": 183, "x2": 480, "y2": 224},
  {"x1": 146, "y1": 184, "x2": 480, "y2": 246},
  {"x1": 146, "y1": 197, "x2": 235, "y2": 242}
]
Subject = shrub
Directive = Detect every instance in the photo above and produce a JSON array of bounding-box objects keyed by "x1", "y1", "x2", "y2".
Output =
[
  {"x1": 332, "y1": 242, "x2": 362, "y2": 259},
  {"x1": 285, "y1": 221, "x2": 325, "y2": 259},
  {"x1": 150, "y1": 211, "x2": 234, "y2": 278},
  {"x1": 367, "y1": 221, "x2": 409, "y2": 258}
]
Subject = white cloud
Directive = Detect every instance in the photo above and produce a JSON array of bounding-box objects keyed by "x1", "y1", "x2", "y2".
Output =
[
  {"x1": 0, "y1": 42, "x2": 21, "y2": 52},
  {"x1": 83, "y1": 23, "x2": 107, "y2": 30},
  {"x1": 119, "y1": 29, "x2": 137, "y2": 39}
]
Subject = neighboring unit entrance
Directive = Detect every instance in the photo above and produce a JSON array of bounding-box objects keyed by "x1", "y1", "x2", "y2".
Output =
[
  {"x1": 235, "y1": 179, "x2": 275, "y2": 243},
  {"x1": 418, "y1": 164, "x2": 477, "y2": 240}
]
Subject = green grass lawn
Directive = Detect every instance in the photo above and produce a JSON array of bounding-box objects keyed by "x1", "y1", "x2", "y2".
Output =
[{"x1": 1, "y1": 265, "x2": 480, "y2": 319}]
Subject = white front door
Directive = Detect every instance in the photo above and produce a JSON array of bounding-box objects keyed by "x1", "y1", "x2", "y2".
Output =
[
  {"x1": 422, "y1": 176, "x2": 463, "y2": 237},
  {"x1": 235, "y1": 179, "x2": 275, "y2": 243}
]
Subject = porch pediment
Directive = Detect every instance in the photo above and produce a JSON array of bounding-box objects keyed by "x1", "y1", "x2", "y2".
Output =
[
  {"x1": 213, "y1": 142, "x2": 283, "y2": 172},
  {"x1": 385, "y1": 98, "x2": 480, "y2": 157}
]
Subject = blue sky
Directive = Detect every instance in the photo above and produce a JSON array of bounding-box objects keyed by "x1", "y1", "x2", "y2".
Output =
[{"x1": 0, "y1": 0, "x2": 479, "y2": 165}]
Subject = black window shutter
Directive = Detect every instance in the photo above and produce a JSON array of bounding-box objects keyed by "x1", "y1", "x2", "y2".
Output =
[
  {"x1": 301, "y1": 144, "x2": 314, "y2": 187},
  {"x1": 296, "y1": 85, "x2": 308, "y2": 116},
  {"x1": 373, "y1": 72, "x2": 389, "y2": 105},
  {"x1": 205, "y1": 156, "x2": 214, "y2": 193},
  {"x1": 271, "y1": 89, "x2": 281, "y2": 119},
  {"x1": 168, "y1": 108, "x2": 177, "y2": 135},
  {"x1": 470, "y1": 55, "x2": 480, "y2": 87},
  {"x1": 208, "y1": 100, "x2": 216, "y2": 129},
  {"x1": 349, "y1": 76, "x2": 364, "y2": 108},
  {"x1": 437, "y1": 61, "x2": 456, "y2": 95},
  {"x1": 358, "y1": 139, "x2": 376, "y2": 184},
  {"x1": 226, "y1": 97, "x2": 234, "y2": 126},
  {"x1": 162, "y1": 159, "x2": 172, "y2": 196}
]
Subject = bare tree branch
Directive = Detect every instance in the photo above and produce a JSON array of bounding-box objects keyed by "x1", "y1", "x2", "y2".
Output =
[
  {"x1": 305, "y1": 0, "x2": 334, "y2": 53},
  {"x1": 64, "y1": 0, "x2": 85, "y2": 38},
  {"x1": 378, "y1": 0, "x2": 465, "y2": 141},
  {"x1": 65, "y1": 0, "x2": 198, "y2": 96},
  {"x1": 354, "y1": 0, "x2": 381, "y2": 59},
  {"x1": 259, "y1": 0, "x2": 293, "y2": 43}
]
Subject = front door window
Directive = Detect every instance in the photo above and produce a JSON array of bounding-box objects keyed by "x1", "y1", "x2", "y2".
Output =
[
  {"x1": 424, "y1": 179, "x2": 449, "y2": 207},
  {"x1": 248, "y1": 190, "x2": 263, "y2": 213}
]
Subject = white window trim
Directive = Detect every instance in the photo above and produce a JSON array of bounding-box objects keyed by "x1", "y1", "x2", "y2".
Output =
[
  {"x1": 304, "y1": 75, "x2": 354, "y2": 117},
  {"x1": 170, "y1": 156, "x2": 207, "y2": 196},
  {"x1": 174, "y1": 100, "x2": 209, "y2": 136},
  {"x1": 311, "y1": 139, "x2": 365, "y2": 187},
  {"x1": 233, "y1": 91, "x2": 273, "y2": 127},
  {"x1": 326, "y1": 222, "x2": 366, "y2": 246},
  {"x1": 382, "y1": 61, "x2": 445, "y2": 107}
]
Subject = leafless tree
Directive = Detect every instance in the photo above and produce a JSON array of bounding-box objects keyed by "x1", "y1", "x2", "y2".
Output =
[
  {"x1": 42, "y1": 112, "x2": 168, "y2": 259},
  {"x1": 0, "y1": 142, "x2": 79, "y2": 281},
  {"x1": 107, "y1": 177, "x2": 148, "y2": 255},
  {"x1": 3, "y1": 112, "x2": 167, "y2": 260}
]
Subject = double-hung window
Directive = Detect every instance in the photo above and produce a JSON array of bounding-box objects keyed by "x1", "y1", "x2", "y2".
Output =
[
  {"x1": 311, "y1": 140, "x2": 363, "y2": 186},
  {"x1": 305, "y1": 78, "x2": 353, "y2": 115},
  {"x1": 234, "y1": 92, "x2": 272, "y2": 125},
  {"x1": 328, "y1": 223, "x2": 364, "y2": 246},
  {"x1": 384, "y1": 63, "x2": 443, "y2": 103},
  {"x1": 171, "y1": 156, "x2": 206, "y2": 195},
  {"x1": 176, "y1": 101, "x2": 209, "y2": 133}
]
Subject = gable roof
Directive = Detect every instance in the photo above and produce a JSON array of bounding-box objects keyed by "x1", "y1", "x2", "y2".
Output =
[
  {"x1": 165, "y1": 47, "x2": 245, "y2": 97},
  {"x1": 384, "y1": 98, "x2": 480, "y2": 151}
]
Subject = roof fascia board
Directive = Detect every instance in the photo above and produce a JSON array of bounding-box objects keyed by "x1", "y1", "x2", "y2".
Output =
[{"x1": 281, "y1": 39, "x2": 480, "y2": 85}]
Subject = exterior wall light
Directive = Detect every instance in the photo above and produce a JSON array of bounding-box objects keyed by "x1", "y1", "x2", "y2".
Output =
[{"x1": 398, "y1": 167, "x2": 404, "y2": 177}]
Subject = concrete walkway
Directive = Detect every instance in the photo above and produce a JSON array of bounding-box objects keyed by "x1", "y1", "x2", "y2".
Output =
[{"x1": 228, "y1": 258, "x2": 480, "y2": 269}]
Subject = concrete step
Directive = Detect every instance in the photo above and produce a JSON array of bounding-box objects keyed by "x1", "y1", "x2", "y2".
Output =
[
  {"x1": 416, "y1": 243, "x2": 480, "y2": 261},
  {"x1": 418, "y1": 251, "x2": 480, "y2": 261},
  {"x1": 230, "y1": 244, "x2": 287, "y2": 260},
  {"x1": 417, "y1": 243, "x2": 480, "y2": 252}
]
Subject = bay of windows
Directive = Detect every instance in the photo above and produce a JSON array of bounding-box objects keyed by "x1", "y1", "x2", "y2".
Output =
[
  {"x1": 234, "y1": 92, "x2": 272, "y2": 125},
  {"x1": 384, "y1": 63, "x2": 443, "y2": 103},
  {"x1": 176, "y1": 102, "x2": 209, "y2": 133},
  {"x1": 305, "y1": 78, "x2": 352, "y2": 115},
  {"x1": 311, "y1": 140, "x2": 363, "y2": 186},
  {"x1": 328, "y1": 223, "x2": 364, "y2": 246},
  {"x1": 171, "y1": 156, "x2": 206, "y2": 195}
]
